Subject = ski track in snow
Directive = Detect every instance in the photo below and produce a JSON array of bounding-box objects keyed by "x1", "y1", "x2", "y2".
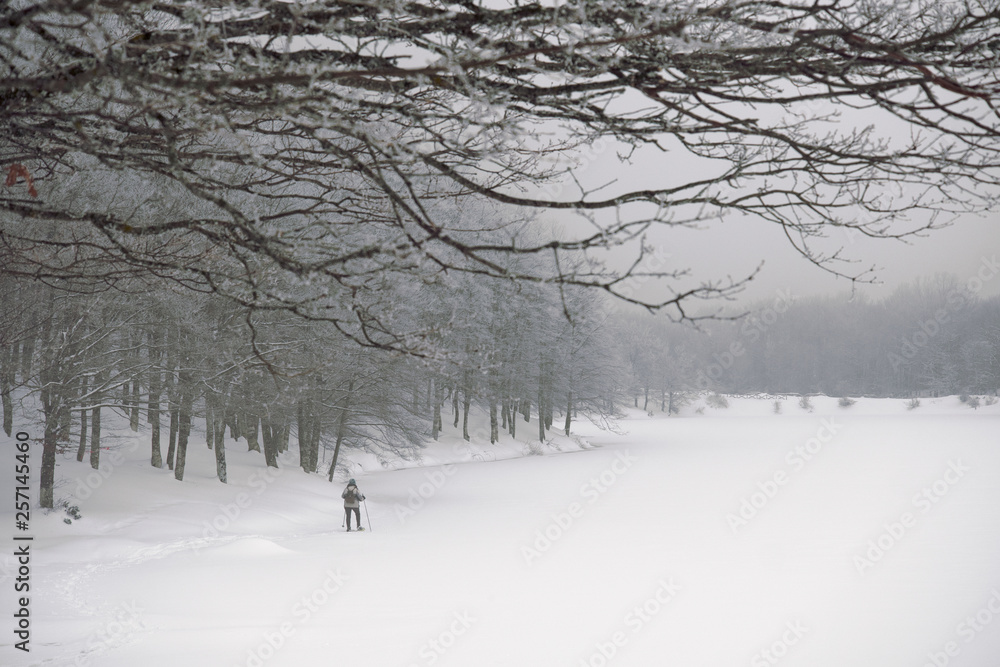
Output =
[
  {"x1": 40, "y1": 529, "x2": 334, "y2": 667},
  {"x1": 45, "y1": 535, "x2": 236, "y2": 666}
]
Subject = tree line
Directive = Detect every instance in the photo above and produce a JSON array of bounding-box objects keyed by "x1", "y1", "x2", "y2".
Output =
[
  {"x1": 4, "y1": 266, "x2": 998, "y2": 509},
  {"x1": 619, "y1": 276, "x2": 1000, "y2": 406},
  {"x1": 0, "y1": 264, "x2": 622, "y2": 509}
]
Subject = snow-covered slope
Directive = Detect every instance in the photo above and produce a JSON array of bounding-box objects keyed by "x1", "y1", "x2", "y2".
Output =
[{"x1": 3, "y1": 396, "x2": 1000, "y2": 666}]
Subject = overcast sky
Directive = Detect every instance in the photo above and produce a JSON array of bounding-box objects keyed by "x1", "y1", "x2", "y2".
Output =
[
  {"x1": 644, "y1": 214, "x2": 1000, "y2": 308},
  {"x1": 537, "y1": 128, "x2": 1000, "y2": 311}
]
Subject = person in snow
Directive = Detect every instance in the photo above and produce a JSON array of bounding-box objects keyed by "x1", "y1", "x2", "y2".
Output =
[{"x1": 342, "y1": 478, "x2": 365, "y2": 531}]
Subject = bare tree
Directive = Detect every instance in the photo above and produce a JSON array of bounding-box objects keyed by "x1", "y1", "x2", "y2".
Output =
[{"x1": 4, "y1": 0, "x2": 998, "y2": 350}]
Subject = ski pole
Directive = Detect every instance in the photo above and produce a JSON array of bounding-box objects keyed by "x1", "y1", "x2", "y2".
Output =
[{"x1": 363, "y1": 498, "x2": 372, "y2": 532}]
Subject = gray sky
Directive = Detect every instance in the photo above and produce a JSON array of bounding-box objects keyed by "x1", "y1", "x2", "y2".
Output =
[
  {"x1": 642, "y1": 214, "x2": 1000, "y2": 308},
  {"x1": 539, "y1": 129, "x2": 1000, "y2": 310}
]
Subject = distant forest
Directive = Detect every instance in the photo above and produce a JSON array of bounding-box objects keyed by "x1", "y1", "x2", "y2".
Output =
[{"x1": 623, "y1": 274, "x2": 1000, "y2": 407}]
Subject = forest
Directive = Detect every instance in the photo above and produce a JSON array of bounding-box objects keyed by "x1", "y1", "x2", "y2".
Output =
[
  {"x1": 3, "y1": 0, "x2": 1000, "y2": 508},
  {"x1": 621, "y1": 276, "x2": 1000, "y2": 407}
]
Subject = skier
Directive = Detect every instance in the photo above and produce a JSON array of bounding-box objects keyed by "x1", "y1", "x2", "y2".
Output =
[{"x1": 342, "y1": 478, "x2": 365, "y2": 531}]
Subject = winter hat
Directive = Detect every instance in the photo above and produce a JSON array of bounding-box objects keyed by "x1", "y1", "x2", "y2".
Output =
[{"x1": 348, "y1": 478, "x2": 356, "y2": 485}]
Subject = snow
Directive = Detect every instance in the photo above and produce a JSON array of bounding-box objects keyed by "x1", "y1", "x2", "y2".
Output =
[{"x1": 3, "y1": 395, "x2": 1000, "y2": 666}]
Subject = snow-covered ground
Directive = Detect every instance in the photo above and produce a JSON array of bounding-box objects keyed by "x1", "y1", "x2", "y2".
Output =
[{"x1": 3, "y1": 395, "x2": 1000, "y2": 667}]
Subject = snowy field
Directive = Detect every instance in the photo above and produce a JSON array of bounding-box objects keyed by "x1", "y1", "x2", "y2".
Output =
[{"x1": 3, "y1": 395, "x2": 1000, "y2": 667}]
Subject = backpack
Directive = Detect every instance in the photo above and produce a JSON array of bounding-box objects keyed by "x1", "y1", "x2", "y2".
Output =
[{"x1": 344, "y1": 485, "x2": 358, "y2": 503}]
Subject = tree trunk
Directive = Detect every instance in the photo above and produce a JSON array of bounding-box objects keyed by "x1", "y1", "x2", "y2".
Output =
[
  {"x1": 297, "y1": 401, "x2": 307, "y2": 467},
  {"x1": 57, "y1": 384, "x2": 73, "y2": 443},
  {"x1": 147, "y1": 333, "x2": 163, "y2": 468},
  {"x1": 537, "y1": 380, "x2": 545, "y2": 442},
  {"x1": 77, "y1": 407, "x2": 88, "y2": 462},
  {"x1": 166, "y1": 400, "x2": 179, "y2": 471},
  {"x1": 164, "y1": 340, "x2": 179, "y2": 470},
  {"x1": 36, "y1": 297, "x2": 60, "y2": 509},
  {"x1": 1, "y1": 370, "x2": 11, "y2": 437},
  {"x1": 174, "y1": 371, "x2": 194, "y2": 481},
  {"x1": 462, "y1": 388, "x2": 471, "y2": 441},
  {"x1": 130, "y1": 380, "x2": 140, "y2": 431},
  {"x1": 76, "y1": 375, "x2": 88, "y2": 462},
  {"x1": 431, "y1": 379, "x2": 442, "y2": 440},
  {"x1": 40, "y1": 409, "x2": 59, "y2": 509},
  {"x1": 564, "y1": 390, "x2": 573, "y2": 436},
  {"x1": 543, "y1": 360, "x2": 554, "y2": 430},
  {"x1": 308, "y1": 414, "x2": 319, "y2": 471},
  {"x1": 90, "y1": 403, "x2": 101, "y2": 470},
  {"x1": 327, "y1": 379, "x2": 354, "y2": 481},
  {"x1": 489, "y1": 401, "x2": 498, "y2": 444},
  {"x1": 214, "y1": 405, "x2": 228, "y2": 483},
  {"x1": 87, "y1": 369, "x2": 104, "y2": 472},
  {"x1": 205, "y1": 395, "x2": 215, "y2": 450},
  {"x1": 298, "y1": 399, "x2": 320, "y2": 473},
  {"x1": 229, "y1": 408, "x2": 241, "y2": 441},
  {"x1": 19, "y1": 336, "x2": 34, "y2": 379},
  {"x1": 261, "y1": 415, "x2": 280, "y2": 469},
  {"x1": 149, "y1": 398, "x2": 162, "y2": 466},
  {"x1": 452, "y1": 384, "x2": 460, "y2": 428},
  {"x1": 279, "y1": 424, "x2": 290, "y2": 453},
  {"x1": 245, "y1": 411, "x2": 261, "y2": 452}
]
